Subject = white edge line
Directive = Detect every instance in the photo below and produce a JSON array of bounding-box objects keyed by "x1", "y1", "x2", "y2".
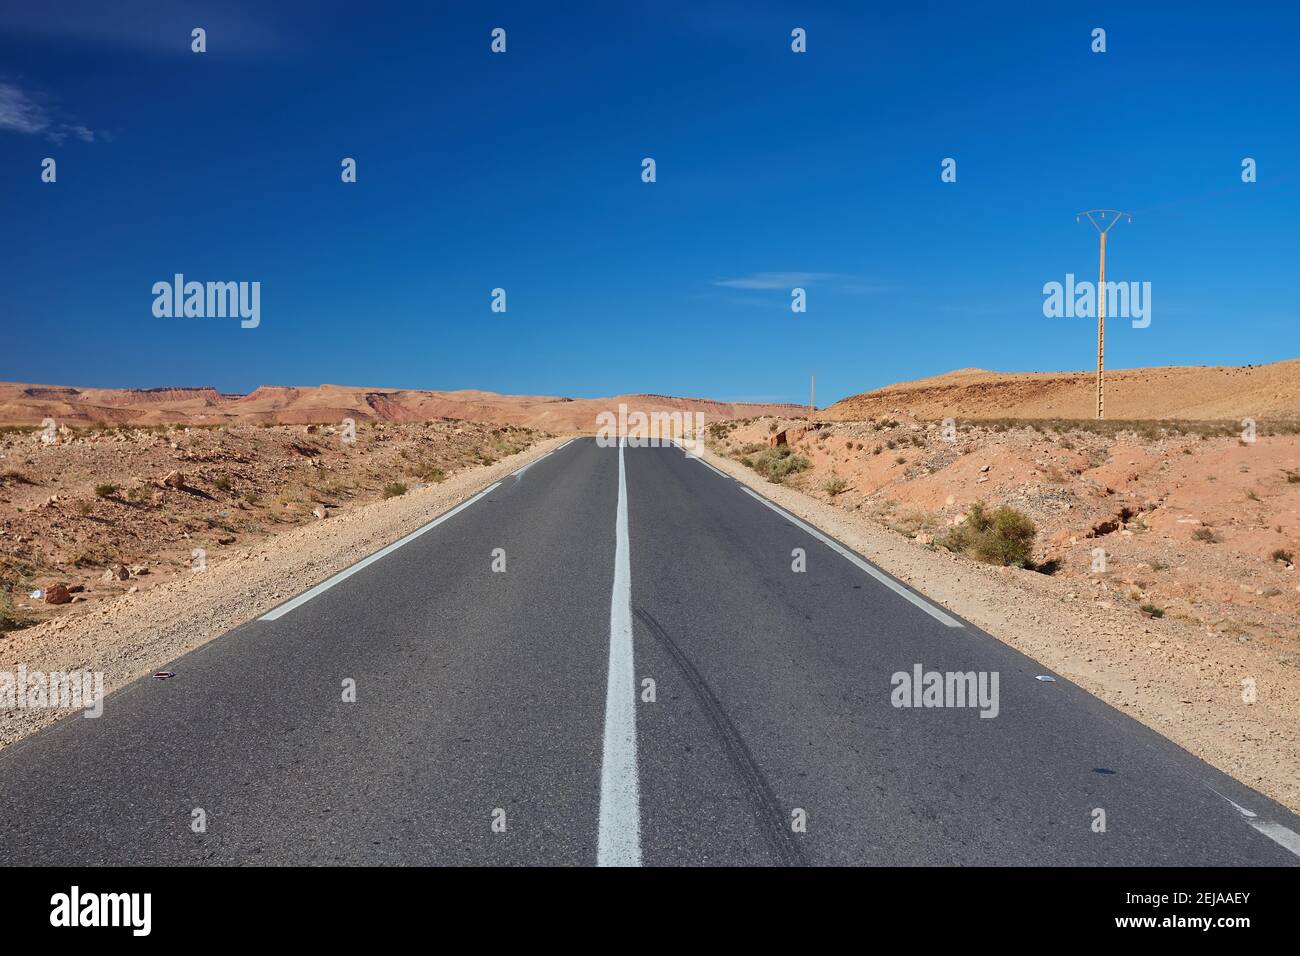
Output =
[
  {"x1": 511, "y1": 450, "x2": 553, "y2": 478},
  {"x1": 1206, "y1": 786, "x2": 1300, "y2": 859},
  {"x1": 597, "y1": 437, "x2": 641, "y2": 866},
  {"x1": 259, "y1": 482, "x2": 501, "y2": 621},
  {"x1": 738, "y1": 485, "x2": 964, "y2": 629}
]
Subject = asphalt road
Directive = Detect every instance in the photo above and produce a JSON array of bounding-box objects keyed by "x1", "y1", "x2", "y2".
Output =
[{"x1": 1, "y1": 438, "x2": 1297, "y2": 866}]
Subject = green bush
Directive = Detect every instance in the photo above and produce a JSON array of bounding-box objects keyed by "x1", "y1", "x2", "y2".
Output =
[
  {"x1": 410, "y1": 462, "x2": 447, "y2": 483},
  {"x1": 823, "y1": 476, "x2": 849, "y2": 496},
  {"x1": 940, "y1": 501, "x2": 1037, "y2": 567},
  {"x1": 383, "y1": 482, "x2": 408, "y2": 499},
  {"x1": 94, "y1": 483, "x2": 117, "y2": 498},
  {"x1": 748, "y1": 446, "x2": 809, "y2": 484}
]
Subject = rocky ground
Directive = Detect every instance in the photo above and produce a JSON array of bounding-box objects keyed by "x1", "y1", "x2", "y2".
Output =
[{"x1": 0, "y1": 420, "x2": 547, "y2": 632}]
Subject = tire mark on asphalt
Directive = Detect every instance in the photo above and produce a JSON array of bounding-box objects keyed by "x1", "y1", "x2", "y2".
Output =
[{"x1": 633, "y1": 604, "x2": 807, "y2": 866}]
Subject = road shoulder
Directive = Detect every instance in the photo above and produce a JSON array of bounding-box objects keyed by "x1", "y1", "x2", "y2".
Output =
[{"x1": 699, "y1": 442, "x2": 1300, "y2": 816}]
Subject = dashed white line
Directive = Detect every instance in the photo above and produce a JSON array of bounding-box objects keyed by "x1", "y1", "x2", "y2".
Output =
[
  {"x1": 738, "y1": 485, "x2": 965, "y2": 629},
  {"x1": 259, "y1": 482, "x2": 501, "y2": 621},
  {"x1": 597, "y1": 437, "x2": 641, "y2": 866}
]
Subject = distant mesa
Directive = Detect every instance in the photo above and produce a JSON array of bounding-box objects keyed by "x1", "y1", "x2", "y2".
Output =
[
  {"x1": 819, "y1": 358, "x2": 1300, "y2": 422},
  {"x1": 0, "y1": 381, "x2": 804, "y2": 432}
]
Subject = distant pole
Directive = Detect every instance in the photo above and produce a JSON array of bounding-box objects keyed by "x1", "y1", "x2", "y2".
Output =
[
  {"x1": 810, "y1": 373, "x2": 815, "y2": 418},
  {"x1": 1077, "y1": 209, "x2": 1132, "y2": 419}
]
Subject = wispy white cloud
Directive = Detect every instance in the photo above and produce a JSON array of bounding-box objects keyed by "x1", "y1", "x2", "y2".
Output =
[
  {"x1": 0, "y1": 82, "x2": 104, "y2": 143},
  {"x1": 0, "y1": 83, "x2": 49, "y2": 134},
  {"x1": 714, "y1": 271, "x2": 839, "y2": 290},
  {"x1": 713, "y1": 272, "x2": 894, "y2": 294}
]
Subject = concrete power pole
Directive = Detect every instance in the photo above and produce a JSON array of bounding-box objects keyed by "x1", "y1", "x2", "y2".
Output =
[{"x1": 1076, "y1": 210, "x2": 1132, "y2": 419}]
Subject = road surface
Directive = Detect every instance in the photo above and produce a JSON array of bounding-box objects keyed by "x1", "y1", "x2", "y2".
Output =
[{"x1": 1, "y1": 439, "x2": 1297, "y2": 866}]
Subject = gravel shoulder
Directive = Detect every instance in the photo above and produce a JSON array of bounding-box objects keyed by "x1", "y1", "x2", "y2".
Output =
[
  {"x1": 701, "y1": 443, "x2": 1300, "y2": 816},
  {"x1": 0, "y1": 437, "x2": 568, "y2": 748}
]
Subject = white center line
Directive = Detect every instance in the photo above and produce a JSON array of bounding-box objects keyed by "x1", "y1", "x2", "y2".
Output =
[
  {"x1": 597, "y1": 437, "x2": 641, "y2": 866},
  {"x1": 738, "y1": 485, "x2": 964, "y2": 629},
  {"x1": 258, "y1": 482, "x2": 501, "y2": 621}
]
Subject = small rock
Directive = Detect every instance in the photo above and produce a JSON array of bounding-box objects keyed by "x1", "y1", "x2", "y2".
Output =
[
  {"x1": 162, "y1": 470, "x2": 186, "y2": 489},
  {"x1": 312, "y1": 505, "x2": 327, "y2": 519},
  {"x1": 44, "y1": 584, "x2": 73, "y2": 605}
]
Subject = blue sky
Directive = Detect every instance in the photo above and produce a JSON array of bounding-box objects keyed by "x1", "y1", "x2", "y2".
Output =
[{"x1": 2, "y1": 1, "x2": 1297, "y2": 405}]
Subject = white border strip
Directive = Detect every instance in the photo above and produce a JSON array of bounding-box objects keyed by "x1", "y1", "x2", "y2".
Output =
[
  {"x1": 738, "y1": 486, "x2": 964, "y2": 628},
  {"x1": 1208, "y1": 787, "x2": 1300, "y2": 859},
  {"x1": 597, "y1": 438, "x2": 641, "y2": 865},
  {"x1": 259, "y1": 482, "x2": 501, "y2": 621},
  {"x1": 511, "y1": 451, "x2": 552, "y2": 478}
]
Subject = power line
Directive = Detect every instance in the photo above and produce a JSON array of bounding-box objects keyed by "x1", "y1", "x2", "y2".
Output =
[{"x1": 1076, "y1": 209, "x2": 1132, "y2": 419}]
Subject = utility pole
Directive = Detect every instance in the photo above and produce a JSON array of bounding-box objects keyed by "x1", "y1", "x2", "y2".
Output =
[
  {"x1": 1076, "y1": 209, "x2": 1132, "y2": 419},
  {"x1": 810, "y1": 373, "x2": 815, "y2": 418}
]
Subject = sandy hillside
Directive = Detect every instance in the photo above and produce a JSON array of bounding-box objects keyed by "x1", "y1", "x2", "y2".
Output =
[
  {"x1": 821, "y1": 358, "x2": 1300, "y2": 421},
  {"x1": 0, "y1": 382, "x2": 803, "y2": 432}
]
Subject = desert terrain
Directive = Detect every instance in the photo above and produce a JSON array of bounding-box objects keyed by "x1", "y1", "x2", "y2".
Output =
[
  {"x1": 0, "y1": 381, "x2": 803, "y2": 432},
  {"x1": 3, "y1": 361, "x2": 1299, "y2": 814},
  {"x1": 821, "y1": 359, "x2": 1300, "y2": 421},
  {"x1": 0, "y1": 419, "x2": 549, "y2": 631}
]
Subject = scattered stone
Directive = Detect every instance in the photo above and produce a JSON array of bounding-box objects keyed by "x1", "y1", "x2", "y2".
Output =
[{"x1": 44, "y1": 584, "x2": 73, "y2": 605}]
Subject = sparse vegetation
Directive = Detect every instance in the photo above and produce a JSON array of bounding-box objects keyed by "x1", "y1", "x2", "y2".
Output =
[
  {"x1": 0, "y1": 558, "x2": 35, "y2": 632},
  {"x1": 383, "y1": 482, "x2": 408, "y2": 499},
  {"x1": 1192, "y1": 527, "x2": 1221, "y2": 543},
  {"x1": 940, "y1": 501, "x2": 1037, "y2": 568},
  {"x1": 1139, "y1": 603, "x2": 1165, "y2": 619},
  {"x1": 94, "y1": 483, "x2": 117, "y2": 498},
  {"x1": 409, "y1": 462, "x2": 448, "y2": 483},
  {"x1": 746, "y1": 446, "x2": 809, "y2": 484},
  {"x1": 822, "y1": 475, "x2": 849, "y2": 496},
  {"x1": 1272, "y1": 549, "x2": 1294, "y2": 565}
]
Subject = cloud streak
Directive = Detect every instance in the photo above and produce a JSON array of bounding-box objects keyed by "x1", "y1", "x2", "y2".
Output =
[
  {"x1": 0, "y1": 82, "x2": 103, "y2": 143},
  {"x1": 713, "y1": 272, "x2": 894, "y2": 294},
  {"x1": 0, "y1": 83, "x2": 49, "y2": 134}
]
